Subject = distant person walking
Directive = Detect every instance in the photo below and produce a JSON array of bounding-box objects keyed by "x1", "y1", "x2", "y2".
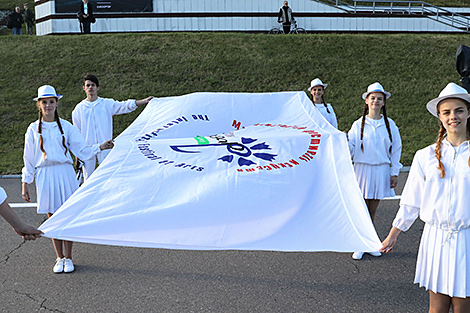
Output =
[
  {"x1": 78, "y1": 0, "x2": 94, "y2": 34},
  {"x1": 278, "y1": 1, "x2": 294, "y2": 34},
  {"x1": 8, "y1": 7, "x2": 24, "y2": 35},
  {"x1": 23, "y1": 3, "x2": 35, "y2": 35}
]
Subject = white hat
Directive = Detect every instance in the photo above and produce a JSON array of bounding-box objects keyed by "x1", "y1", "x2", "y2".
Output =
[
  {"x1": 426, "y1": 83, "x2": 470, "y2": 117},
  {"x1": 33, "y1": 85, "x2": 63, "y2": 101},
  {"x1": 308, "y1": 78, "x2": 327, "y2": 91},
  {"x1": 362, "y1": 82, "x2": 391, "y2": 100}
]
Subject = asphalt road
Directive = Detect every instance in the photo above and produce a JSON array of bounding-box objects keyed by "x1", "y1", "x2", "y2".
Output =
[{"x1": 0, "y1": 173, "x2": 428, "y2": 313}]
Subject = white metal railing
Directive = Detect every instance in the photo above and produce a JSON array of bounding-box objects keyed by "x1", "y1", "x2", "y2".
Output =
[{"x1": 317, "y1": 0, "x2": 470, "y2": 31}]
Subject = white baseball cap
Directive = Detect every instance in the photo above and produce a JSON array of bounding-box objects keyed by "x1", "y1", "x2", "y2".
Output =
[
  {"x1": 308, "y1": 78, "x2": 327, "y2": 91},
  {"x1": 426, "y1": 83, "x2": 470, "y2": 117},
  {"x1": 362, "y1": 82, "x2": 391, "y2": 100},
  {"x1": 33, "y1": 85, "x2": 63, "y2": 101}
]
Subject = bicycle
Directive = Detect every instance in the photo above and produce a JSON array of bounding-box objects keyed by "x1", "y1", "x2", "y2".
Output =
[
  {"x1": 268, "y1": 21, "x2": 307, "y2": 34},
  {"x1": 268, "y1": 23, "x2": 284, "y2": 34},
  {"x1": 289, "y1": 21, "x2": 307, "y2": 34}
]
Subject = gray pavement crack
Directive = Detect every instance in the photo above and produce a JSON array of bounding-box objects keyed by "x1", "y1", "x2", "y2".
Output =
[
  {"x1": 2, "y1": 240, "x2": 27, "y2": 265},
  {"x1": 7, "y1": 290, "x2": 65, "y2": 312},
  {"x1": 2, "y1": 217, "x2": 47, "y2": 265}
]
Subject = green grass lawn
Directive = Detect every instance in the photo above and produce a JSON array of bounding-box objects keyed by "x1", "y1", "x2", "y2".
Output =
[{"x1": 0, "y1": 32, "x2": 467, "y2": 173}]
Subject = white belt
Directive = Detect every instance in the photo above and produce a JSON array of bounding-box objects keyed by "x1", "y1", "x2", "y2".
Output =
[{"x1": 442, "y1": 229, "x2": 460, "y2": 246}]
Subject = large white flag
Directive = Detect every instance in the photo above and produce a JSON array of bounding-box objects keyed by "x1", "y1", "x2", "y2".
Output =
[{"x1": 39, "y1": 92, "x2": 382, "y2": 252}]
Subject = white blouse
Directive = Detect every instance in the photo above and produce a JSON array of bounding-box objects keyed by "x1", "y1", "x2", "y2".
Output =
[
  {"x1": 313, "y1": 103, "x2": 338, "y2": 129},
  {"x1": 0, "y1": 186, "x2": 7, "y2": 204},
  {"x1": 72, "y1": 97, "x2": 136, "y2": 163},
  {"x1": 393, "y1": 140, "x2": 470, "y2": 232},
  {"x1": 22, "y1": 119, "x2": 101, "y2": 184},
  {"x1": 348, "y1": 115, "x2": 402, "y2": 176}
]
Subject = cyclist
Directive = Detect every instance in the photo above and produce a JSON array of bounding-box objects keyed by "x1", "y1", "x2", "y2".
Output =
[{"x1": 278, "y1": 1, "x2": 294, "y2": 34}]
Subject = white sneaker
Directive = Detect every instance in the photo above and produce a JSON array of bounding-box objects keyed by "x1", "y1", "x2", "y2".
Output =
[
  {"x1": 352, "y1": 252, "x2": 364, "y2": 260},
  {"x1": 63, "y1": 258, "x2": 75, "y2": 273},
  {"x1": 53, "y1": 258, "x2": 64, "y2": 273},
  {"x1": 368, "y1": 251, "x2": 382, "y2": 257}
]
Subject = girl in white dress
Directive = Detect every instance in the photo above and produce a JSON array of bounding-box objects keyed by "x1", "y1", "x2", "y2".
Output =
[
  {"x1": 382, "y1": 83, "x2": 470, "y2": 312},
  {"x1": 348, "y1": 82, "x2": 402, "y2": 260},
  {"x1": 22, "y1": 85, "x2": 113, "y2": 274},
  {"x1": 308, "y1": 78, "x2": 338, "y2": 128}
]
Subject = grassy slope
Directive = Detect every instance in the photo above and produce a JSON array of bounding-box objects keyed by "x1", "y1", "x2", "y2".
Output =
[{"x1": 0, "y1": 32, "x2": 467, "y2": 173}]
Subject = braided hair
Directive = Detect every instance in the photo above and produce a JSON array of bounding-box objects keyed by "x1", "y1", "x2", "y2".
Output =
[
  {"x1": 360, "y1": 94, "x2": 393, "y2": 153},
  {"x1": 434, "y1": 99, "x2": 470, "y2": 178},
  {"x1": 434, "y1": 122, "x2": 447, "y2": 178},
  {"x1": 37, "y1": 99, "x2": 68, "y2": 159},
  {"x1": 320, "y1": 95, "x2": 331, "y2": 114}
]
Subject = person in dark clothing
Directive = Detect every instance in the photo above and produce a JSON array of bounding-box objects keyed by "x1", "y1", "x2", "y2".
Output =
[
  {"x1": 278, "y1": 1, "x2": 294, "y2": 34},
  {"x1": 78, "y1": 0, "x2": 94, "y2": 34},
  {"x1": 23, "y1": 3, "x2": 35, "y2": 35},
  {"x1": 9, "y1": 7, "x2": 24, "y2": 35}
]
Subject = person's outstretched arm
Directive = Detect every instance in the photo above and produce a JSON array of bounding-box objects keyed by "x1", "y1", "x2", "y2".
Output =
[
  {"x1": 381, "y1": 227, "x2": 401, "y2": 253},
  {"x1": 135, "y1": 96, "x2": 154, "y2": 107},
  {"x1": 0, "y1": 199, "x2": 42, "y2": 240}
]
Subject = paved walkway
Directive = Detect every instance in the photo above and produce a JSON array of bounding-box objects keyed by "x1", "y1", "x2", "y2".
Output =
[{"x1": 0, "y1": 174, "x2": 428, "y2": 312}]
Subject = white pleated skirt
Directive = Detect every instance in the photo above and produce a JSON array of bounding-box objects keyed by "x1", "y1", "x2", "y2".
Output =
[
  {"x1": 353, "y1": 163, "x2": 395, "y2": 200},
  {"x1": 414, "y1": 223, "x2": 470, "y2": 298},
  {"x1": 35, "y1": 163, "x2": 79, "y2": 214}
]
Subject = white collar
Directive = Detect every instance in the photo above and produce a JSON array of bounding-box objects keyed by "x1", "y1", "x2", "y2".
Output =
[{"x1": 82, "y1": 97, "x2": 102, "y2": 107}]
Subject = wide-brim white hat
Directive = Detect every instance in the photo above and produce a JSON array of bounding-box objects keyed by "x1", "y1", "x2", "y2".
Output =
[
  {"x1": 362, "y1": 82, "x2": 391, "y2": 100},
  {"x1": 308, "y1": 78, "x2": 327, "y2": 91},
  {"x1": 426, "y1": 83, "x2": 470, "y2": 117},
  {"x1": 33, "y1": 85, "x2": 63, "y2": 101}
]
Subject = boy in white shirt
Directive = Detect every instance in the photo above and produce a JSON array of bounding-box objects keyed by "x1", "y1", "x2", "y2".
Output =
[{"x1": 72, "y1": 74, "x2": 154, "y2": 180}]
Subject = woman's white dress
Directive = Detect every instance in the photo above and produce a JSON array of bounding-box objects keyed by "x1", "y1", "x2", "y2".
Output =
[
  {"x1": 348, "y1": 116, "x2": 402, "y2": 199},
  {"x1": 393, "y1": 140, "x2": 470, "y2": 297},
  {"x1": 22, "y1": 119, "x2": 100, "y2": 214}
]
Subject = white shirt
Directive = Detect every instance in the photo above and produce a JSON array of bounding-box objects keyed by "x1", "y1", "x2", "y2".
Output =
[
  {"x1": 348, "y1": 115, "x2": 402, "y2": 176},
  {"x1": 0, "y1": 187, "x2": 7, "y2": 204},
  {"x1": 72, "y1": 97, "x2": 137, "y2": 163},
  {"x1": 313, "y1": 103, "x2": 338, "y2": 129},
  {"x1": 393, "y1": 140, "x2": 470, "y2": 232},
  {"x1": 84, "y1": 3, "x2": 88, "y2": 15},
  {"x1": 21, "y1": 119, "x2": 101, "y2": 184}
]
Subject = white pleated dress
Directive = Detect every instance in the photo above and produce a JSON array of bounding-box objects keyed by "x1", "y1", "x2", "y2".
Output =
[
  {"x1": 393, "y1": 140, "x2": 470, "y2": 298},
  {"x1": 348, "y1": 116, "x2": 402, "y2": 200},
  {"x1": 22, "y1": 119, "x2": 101, "y2": 214}
]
